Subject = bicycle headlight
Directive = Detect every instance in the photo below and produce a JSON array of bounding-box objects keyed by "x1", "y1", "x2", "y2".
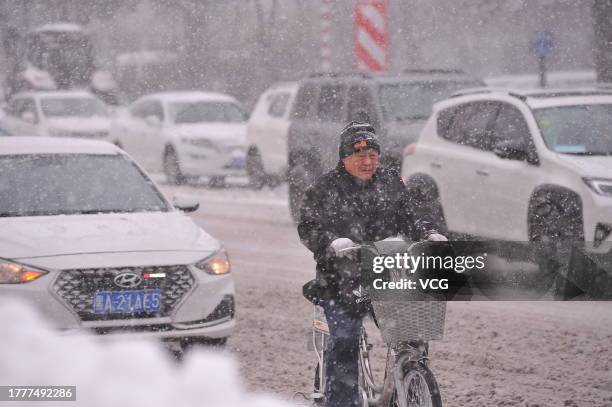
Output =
[
  {"x1": 583, "y1": 177, "x2": 612, "y2": 197},
  {"x1": 0, "y1": 259, "x2": 48, "y2": 284},
  {"x1": 194, "y1": 248, "x2": 231, "y2": 275}
]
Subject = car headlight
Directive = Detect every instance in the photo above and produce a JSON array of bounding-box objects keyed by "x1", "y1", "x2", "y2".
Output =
[
  {"x1": 0, "y1": 259, "x2": 48, "y2": 284},
  {"x1": 194, "y1": 248, "x2": 231, "y2": 275},
  {"x1": 583, "y1": 178, "x2": 612, "y2": 197}
]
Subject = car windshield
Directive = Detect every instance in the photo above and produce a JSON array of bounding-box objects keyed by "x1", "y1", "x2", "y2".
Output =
[
  {"x1": 533, "y1": 104, "x2": 612, "y2": 155},
  {"x1": 0, "y1": 154, "x2": 170, "y2": 217},
  {"x1": 171, "y1": 101, "x2": 247, "y2": 124},
  {"x1": 379, "y1": 80, "x2": 483, "y2": 120},
  {"x1": 40, "y1": 97, "x2": 109, "y2": 118}
]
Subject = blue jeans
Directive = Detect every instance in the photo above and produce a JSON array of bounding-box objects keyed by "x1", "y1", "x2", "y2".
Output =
[{"x1": 322, "y1": 300, "x2": 366, "y2": 407}]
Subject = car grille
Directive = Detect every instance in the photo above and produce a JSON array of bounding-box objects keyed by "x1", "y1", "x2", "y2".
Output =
[{"x1": 53, "y1": 265, "x2": 195, "y2": 322}]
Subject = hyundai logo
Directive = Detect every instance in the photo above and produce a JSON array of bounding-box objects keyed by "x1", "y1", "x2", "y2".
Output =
[{"x1": 113, "y1": 272, "x2": 143, "y2": 289}]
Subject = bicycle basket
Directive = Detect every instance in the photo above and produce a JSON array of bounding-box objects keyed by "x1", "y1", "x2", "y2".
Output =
[
  {"x1": 370, "y1": 266, "x2": 447, "y2": 344},
  {"x1": 371, "y1": 299, "x2": 446, "y2": 345}
]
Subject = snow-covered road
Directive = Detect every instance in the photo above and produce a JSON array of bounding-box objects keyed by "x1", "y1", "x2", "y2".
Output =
[{"x1": 162, "y1": 183, "x2": 612, "y2": 407}]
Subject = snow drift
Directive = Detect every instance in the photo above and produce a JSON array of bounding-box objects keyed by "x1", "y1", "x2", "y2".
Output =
[{"x1": 0, "y1": 298, "x2": 293, "y2": 407}]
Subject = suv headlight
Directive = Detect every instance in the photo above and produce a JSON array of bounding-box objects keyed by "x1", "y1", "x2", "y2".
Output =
[
  {"x1": 0, "y1": 259, "x2": 48, "y2": 284},
  {"x1": 194, "y1": 248, "x2": 231, "y2": 275},
  {"x1": 583, "y1": 178, "x2": 612, "y2": 197}
]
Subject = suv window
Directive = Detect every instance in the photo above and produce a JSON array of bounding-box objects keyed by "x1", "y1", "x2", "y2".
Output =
[
  {"x1": 130, "y1": 100, "x2": 164, "y2": 121},
  {"x1": 317, "y1": 84, "x2": 345, "y2": 122},
  {"x1": 268, "y1": 92, "x2": 290, "y2": 118},
  {"x1": 445, "y1": 102, "x2": 498, "y2": 150},
  {"x1": 347, "y1": 86, "x2": 378, "y2": 126},
  {"x1": 437, "y1": 106, "x2": 457, "y2": 139},
  {"x1": 130, "y1": 100, "x2": 150, "y2": 119},
  {"x1": 492, "y1": 104, "x2": 530, "y2": 145},
  {"x1": 292, "y1": 83, "x2": 317, "y2": 119},
  {"x1": 10, "y1": 98, "x2": 39, "y2": 122}
]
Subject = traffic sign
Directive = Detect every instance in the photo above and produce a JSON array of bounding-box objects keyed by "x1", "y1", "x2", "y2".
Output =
[{"x1": 532, "y1": 31, "x2": 554, "y2": 57}]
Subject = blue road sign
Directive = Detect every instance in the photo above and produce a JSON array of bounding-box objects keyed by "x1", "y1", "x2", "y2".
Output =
[{"x1": 533, "y1": 31, "x2": 554, "y2": 57}]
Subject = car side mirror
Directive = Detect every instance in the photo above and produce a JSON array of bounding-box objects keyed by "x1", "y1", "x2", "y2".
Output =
[
  {"x1": 21, "y1": 111, "x2": 36, "y2": 124},
  {"x1": 492, "y1": 139, "x2": 528, "y2": 161},
  {"x1": 145, "y1": 115, "x2": 161, "y2": 127},
  {"x1": 172, "y1": 194, "x2": 200, "y2": 213}
]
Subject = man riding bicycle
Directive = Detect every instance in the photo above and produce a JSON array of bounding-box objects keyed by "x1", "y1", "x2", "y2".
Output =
[{"x1": 297, "y1": 121, "x2": 447, "y2": 407}]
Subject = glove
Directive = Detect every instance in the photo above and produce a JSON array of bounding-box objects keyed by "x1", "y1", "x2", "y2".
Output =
[
  {"x1": 427, "y1": 233, "x2": 448, "y2": 242},
  {"x1": 329, "y1": 238, "x2": 358, "y2": 258}
]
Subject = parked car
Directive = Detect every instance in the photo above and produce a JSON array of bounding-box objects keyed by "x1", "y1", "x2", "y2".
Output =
[
  {"x1": 0, "y1": 137, "x2": 235, "y2": 350},
  {"x1": 401, "y1": 88, "x2": 612, "y2": 281},
  {"x1": 286, "y1": 69, "x2": 485, "y2": 221},
  {"x1": 111, "y1": 91, "x2": 249, "y2": 186},
  {"x1": 245, "y1": 81, "x2": 298, "y2": 188},
  {"x1": 0, "y1": 90, "x2": 112, "y2": 141}
]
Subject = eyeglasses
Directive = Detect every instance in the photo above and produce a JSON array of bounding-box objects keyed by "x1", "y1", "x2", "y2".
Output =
[{"x1": 353, "y1": 151, "x2": 380, "y2": 161}]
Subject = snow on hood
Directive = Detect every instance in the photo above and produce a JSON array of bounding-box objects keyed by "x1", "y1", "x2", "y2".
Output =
[
  {"x1": 0, "y1": 298, "x2": 291, "y2": 407},
  {"x1": 555, "y1": 154, "x2": 612, "y2": 179},
  {"x1": 0, "y1": 211, "x2": 219, "y2": 260},
  {"x1": 46, "y1": 117, "x2": 112, "y2": 132},
  {"x1": 176, "y1": 122, "x2": 247, "y2": 147}
]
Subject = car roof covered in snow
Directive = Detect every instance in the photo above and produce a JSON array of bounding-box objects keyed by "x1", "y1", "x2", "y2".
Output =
[
  {"x1": 31, "y1": 23, "x2": 84, "y2": 33},
  {"x1": 0, "y1": 137, "x2": 122, "y2": 156},
  {"x1": 143, "y1": 91, "x2": 238, "y2": 104},
  {"x1": 12, "y1": 90, "x2": 98, "y2": 100},
  {"x1": 436, "y1": 87, "x2": 612, "y2": 111}
]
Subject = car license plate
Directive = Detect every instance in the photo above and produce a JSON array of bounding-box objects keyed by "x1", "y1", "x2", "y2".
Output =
[{"x1": 93, "y1": 290, "x2": 161, "y2": 314}]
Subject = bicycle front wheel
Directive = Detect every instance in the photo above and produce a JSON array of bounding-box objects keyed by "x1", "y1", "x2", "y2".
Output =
[{"x1": 393, "y1": 363, "x2": 442, "y2": 407}]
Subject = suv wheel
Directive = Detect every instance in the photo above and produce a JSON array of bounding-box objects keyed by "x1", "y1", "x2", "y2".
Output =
[
  {"x1": 164, "y1": 148, "x2": 186, "y2": 185},
  {"x1": 288, "y1": 155, "x2": 319, "y2": 223},
  {"x1": 246, "y1": 147, "x2": 266, "y2": 190}
]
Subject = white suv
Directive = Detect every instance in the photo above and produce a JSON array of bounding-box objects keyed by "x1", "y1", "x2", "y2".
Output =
[
  {"x1": 245, "y1": 82, "x2": 298, "y2": 188},
  {"x1": 402, "y1": 88, "x2": 612, "y2": 248}
]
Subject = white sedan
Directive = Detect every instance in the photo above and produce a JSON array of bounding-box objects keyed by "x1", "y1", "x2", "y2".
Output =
[
  {"x1": 111, "y1": 91, "x2": 249, "y2": 185},
  {"x1": 1, "y1": 90, "x2": 112, "y2": 140},
  {"x1": 0, "y1": 137, "x2": 235, "y2": 350}
]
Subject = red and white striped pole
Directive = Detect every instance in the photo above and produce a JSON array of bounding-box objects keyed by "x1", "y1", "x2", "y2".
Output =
[
  {"x1": 354, "y1": 0, "x2": 389, "y2": 72},
  {"x1": 320, "y1": 0, "x2": 331, "y2": 72}
]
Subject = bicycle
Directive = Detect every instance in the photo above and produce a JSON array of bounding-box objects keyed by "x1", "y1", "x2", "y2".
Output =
[{"x1": 297, "y1": 240, "x2": 447, "y2": 407}]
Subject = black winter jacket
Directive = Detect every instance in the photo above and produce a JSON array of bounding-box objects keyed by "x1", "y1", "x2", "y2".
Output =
[{"x1": 298, "y1": 163, "x2": 440, "y2": 303}]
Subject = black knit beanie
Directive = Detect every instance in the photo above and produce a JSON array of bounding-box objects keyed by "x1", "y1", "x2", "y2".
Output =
[{"x1": 338, "y1": 121, "x2": 381, "y2": 159}]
